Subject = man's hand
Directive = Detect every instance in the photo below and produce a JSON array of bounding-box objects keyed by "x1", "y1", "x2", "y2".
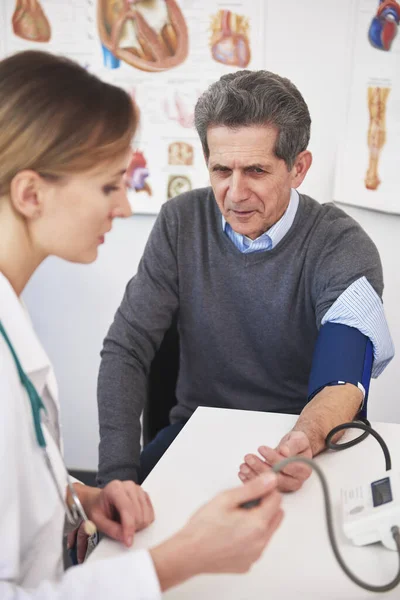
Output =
[
  {"x1": 67, "y1": 480, "x2": 155, "y2": 563},
  {"x1": 238, "y1": 431, "x2": 313, "y2": 492}
]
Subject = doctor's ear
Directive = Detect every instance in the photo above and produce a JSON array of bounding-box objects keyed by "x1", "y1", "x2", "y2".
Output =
[{"x1": 9, "y1": 170, "x2": 45, "y2": 219}]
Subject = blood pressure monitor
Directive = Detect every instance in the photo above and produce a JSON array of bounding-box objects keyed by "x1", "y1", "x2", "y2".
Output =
[
  {"x1": 342, "y1": 471, "x2": 400, "y2": 551},
  {"x1": 252, "y1": 427, "x2": 400, "y2": 593}
]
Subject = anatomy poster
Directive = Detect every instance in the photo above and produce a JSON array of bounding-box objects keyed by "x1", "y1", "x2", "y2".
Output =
[
  {"x1": 0, "y1": 0, "x2": 266, "y2": 215},
  {"x1": 334, "y1": 0, "x2": 400, "y2": 214}
]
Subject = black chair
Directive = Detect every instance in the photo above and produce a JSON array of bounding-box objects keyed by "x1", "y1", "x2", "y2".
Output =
[{"x1": 142, "y1": 316, "x2": 179, "y2": 446}]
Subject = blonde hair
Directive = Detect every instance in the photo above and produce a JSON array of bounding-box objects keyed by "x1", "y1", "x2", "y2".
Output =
[{"x1": 0, "y1": 50, "x2": 138, "y2": 196}]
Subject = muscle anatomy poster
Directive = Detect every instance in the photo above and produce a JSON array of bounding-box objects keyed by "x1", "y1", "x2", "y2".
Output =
[
  {"x1": 0, "y1": 0, "x2": 266, "y2": 214},
  {"x1": 334, "y1": 0, "x2": 400, "y2": 214}
]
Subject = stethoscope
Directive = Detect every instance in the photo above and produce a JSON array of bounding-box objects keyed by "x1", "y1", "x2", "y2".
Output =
[{"x1": 0, "y1": 321, "x2": 96, "y2": 536}]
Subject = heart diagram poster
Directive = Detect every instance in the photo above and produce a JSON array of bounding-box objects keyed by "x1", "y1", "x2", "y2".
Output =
[{"x1": 1, "y1": 0, "x2": 266, "y2": 214}]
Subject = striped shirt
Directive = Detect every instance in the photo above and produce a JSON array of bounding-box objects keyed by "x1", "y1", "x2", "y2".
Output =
[{"x1": 223, "y1": 190, "x2": 394, "y2": 378}]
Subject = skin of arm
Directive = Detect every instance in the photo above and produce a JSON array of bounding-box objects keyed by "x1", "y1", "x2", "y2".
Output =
[
  {"x1": 292, "y1": 383, "x2": 363, "y2": 456},
  {"x1": 239, "y1": 383, "x2": 363, "y2": 492}
]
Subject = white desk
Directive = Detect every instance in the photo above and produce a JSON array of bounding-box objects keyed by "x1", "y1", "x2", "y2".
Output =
[{"x1": 91, "y1": 407, "x2": 400, "y2": 599}]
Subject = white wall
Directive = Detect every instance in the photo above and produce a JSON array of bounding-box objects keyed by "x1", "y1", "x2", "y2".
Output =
[
  {"x1": 23, "y1": 0, "x2": 400, "y2": 470},
  {"x1": 24, "y1": 217, "x2": 156, "y2": 470},
  {"x1": 340, "y1": 204, "x2": 400, "y2": 424}
]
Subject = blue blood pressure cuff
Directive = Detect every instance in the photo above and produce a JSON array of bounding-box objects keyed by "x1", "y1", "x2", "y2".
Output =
[{"x1": 308, "y1": 323, "x2": 374, "y2": 416}]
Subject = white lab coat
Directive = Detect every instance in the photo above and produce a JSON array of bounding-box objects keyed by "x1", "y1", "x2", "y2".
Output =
[{"x1": 0, "y1": 272, "x2": 161, "y2": 600}]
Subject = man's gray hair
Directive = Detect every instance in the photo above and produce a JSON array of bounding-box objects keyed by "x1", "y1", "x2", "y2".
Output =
[{"x1": 194, "y1": 70, "x2": 311, "y2": 170}]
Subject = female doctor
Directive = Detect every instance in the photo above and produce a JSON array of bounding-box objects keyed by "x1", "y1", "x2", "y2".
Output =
[{"x1": 0, "y1": 50, "x2": 283, "y2": 599}]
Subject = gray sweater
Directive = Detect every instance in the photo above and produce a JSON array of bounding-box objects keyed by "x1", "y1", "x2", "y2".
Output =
[{"x1": 97, "y1": 188, "x2": 383, "y2": 484}]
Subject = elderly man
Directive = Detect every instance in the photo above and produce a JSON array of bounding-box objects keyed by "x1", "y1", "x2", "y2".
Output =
[{"x1": 97, "y1": 70, "x2": 394, "y2": 492}]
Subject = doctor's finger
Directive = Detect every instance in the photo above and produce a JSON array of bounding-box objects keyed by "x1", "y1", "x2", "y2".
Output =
[
  {"x1": 113, "y1": 494, "x2": 140, "y2": 546},
  {"x1": 105, "y1": 484, "x2": 139, "y2": 543},
  {"x1": 91, "y1": 509, "x2": 125, "y2": 543},
  {"x1": 137, "y1": 489, "x2": 154, "y2": 528},
  {"x1": 124, "y1": 485, "x2": 147, "y2": 530},
  {"x1": 131, "y1": 490, "x2": 153, "y2": 530}
]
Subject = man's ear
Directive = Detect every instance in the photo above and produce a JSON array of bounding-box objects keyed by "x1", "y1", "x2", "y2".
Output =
[
  {"x1": 9, "y1": 170, "x2": 44, "y2": 219},
  {"x1": 290, "y1": 151, "x2": 312, "y2": 188}
]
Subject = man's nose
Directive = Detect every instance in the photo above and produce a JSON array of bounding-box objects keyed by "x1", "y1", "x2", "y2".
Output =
[{"x1": 228, "y1": 172, "x2": 249, "y2": 204}]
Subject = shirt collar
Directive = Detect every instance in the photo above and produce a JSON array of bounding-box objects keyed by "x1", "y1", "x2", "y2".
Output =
[
  {"x1": 222, "y1": 188, "x2": 299, "y2": 249},
  {"x1": 0, "y1": 272, "x2": 51, "y2": 395}
]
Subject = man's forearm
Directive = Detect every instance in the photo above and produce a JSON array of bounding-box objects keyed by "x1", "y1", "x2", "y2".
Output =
[
  {"x1": 293, "y1": 383, "x2": 363, "y2": 456},
  {"x1": 97, "y1": 347, "x2": 145, "y2": 486},
  {"x1": 97, "y1": 206, "x2": 179, "y2": 487}
]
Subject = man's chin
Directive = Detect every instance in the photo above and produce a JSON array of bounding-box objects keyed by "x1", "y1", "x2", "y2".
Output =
[{"x1": 228, "y1": 217, "x2": 259, "y2": 238}]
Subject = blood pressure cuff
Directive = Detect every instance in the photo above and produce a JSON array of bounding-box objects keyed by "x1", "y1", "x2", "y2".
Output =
[{"x1": 308, "y1": 323, "x2": 374, "y2": 417}]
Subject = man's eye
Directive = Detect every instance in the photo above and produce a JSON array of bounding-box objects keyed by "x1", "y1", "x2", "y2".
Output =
[{"x1": 249, "y1": 167, "x2": 265, "y2": 174}]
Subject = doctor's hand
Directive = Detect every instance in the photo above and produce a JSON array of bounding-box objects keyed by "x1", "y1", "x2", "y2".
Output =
[
  {"x1": 238, "y1": 430, "x2": 313, "y2": 493},
  {"x1": 75, "y1": 480, "x2": 154, "y2": 548},
  {"x1": 150, "y1": 473, "x2": 283, "y2": 591}
]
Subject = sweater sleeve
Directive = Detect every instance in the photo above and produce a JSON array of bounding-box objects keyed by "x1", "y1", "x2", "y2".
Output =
[
  {"x1": 97, "y1": 204, "x2": 179, "y2": 486},
  {"x1": 312, "y1": 208, "x2": 384, "y2": 328}
]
